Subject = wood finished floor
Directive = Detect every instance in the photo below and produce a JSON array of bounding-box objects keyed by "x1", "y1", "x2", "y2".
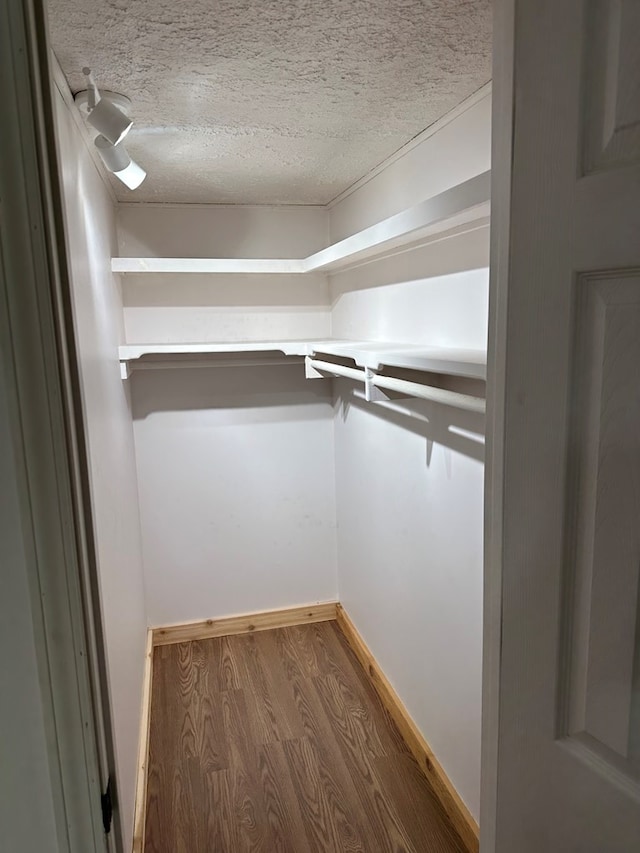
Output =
[{"x1": 145, "y1": 620, "x2": 467, "y2": 853}]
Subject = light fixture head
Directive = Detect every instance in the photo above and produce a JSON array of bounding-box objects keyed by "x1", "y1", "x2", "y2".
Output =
[
  {"x1": 87, "y1": 97, "x2": 133, "y2": 146},
  {"x1": 113, "y1": 160, "x2": 146, "y2": 191},
  {"x1": 94, "y1": 136, "x2": 146, "y2": 190}
]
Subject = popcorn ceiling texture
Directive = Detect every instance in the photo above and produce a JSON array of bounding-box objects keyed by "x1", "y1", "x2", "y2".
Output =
[{"x1": 48, "y1": 0, "x2": 492, "y2": 204}]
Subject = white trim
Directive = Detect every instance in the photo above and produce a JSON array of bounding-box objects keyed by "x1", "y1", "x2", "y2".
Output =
[
  {"x1": 117, "y1": 201, "x2": 327, "y2": 211},
  {"x1": 481, "y1": 3, "x2": 514, "y2": 851},
  {"x1": 326, "y1": 82, "x2": 492, "y2": 209}
]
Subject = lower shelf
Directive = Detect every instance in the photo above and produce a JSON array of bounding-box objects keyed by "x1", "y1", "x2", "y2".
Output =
[{"x1": 118, "y1": 339, "x2": 487, "y2": 413}]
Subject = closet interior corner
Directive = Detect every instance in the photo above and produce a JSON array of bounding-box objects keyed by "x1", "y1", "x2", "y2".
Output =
[{"x1": 53, "y1": 45, "x2": 490, "y2": 851}]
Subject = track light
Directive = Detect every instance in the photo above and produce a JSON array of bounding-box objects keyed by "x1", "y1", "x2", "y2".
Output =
[
  {"x1": 75, "y1": 68, "x2": 147, "y2": 191},
  {"x1": 94, "y1": 136, "x2": 146, "y2": 190}
]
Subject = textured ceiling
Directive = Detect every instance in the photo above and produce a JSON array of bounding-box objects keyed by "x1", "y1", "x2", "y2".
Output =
[{"x1": 47, "y1": 0, "x2": 492, "y2": 204}]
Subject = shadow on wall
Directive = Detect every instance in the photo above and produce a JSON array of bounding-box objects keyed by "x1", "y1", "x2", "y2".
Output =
[
  {"x1": 330, "y1": 224, "x2": 490, "y2": 297},
  {"x1": 122, "y1": 273, "x2": 329, "y2": 308},
  {"x1": 131, "y1": 362, "x2": 334, "y2": 419},
  {"x1": 116, "y1": 206, "x2": 328, "y2": 259},
  {"x1": 337, "y1": 385, "x2": 485, "y2": 464}
]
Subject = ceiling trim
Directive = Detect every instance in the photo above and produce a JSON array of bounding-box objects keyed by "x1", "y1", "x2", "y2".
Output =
[
  {"x1": 116, "y1": 201, "x2": 327, "y2": 210},
  {"x1": 326, "y1": 81, "x2": 492, "y2": 210}
]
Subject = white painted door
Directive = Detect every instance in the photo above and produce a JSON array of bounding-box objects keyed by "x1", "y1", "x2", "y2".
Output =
[{"x1": 484, "y1": 1, "x2": 640, "y2": 850}]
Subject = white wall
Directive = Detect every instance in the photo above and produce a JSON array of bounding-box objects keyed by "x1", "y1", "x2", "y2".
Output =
[
  {"x1": 54, "y1": 84, "x2": 147, "y2": 851},
  {"x1": 117, "y1": 205, "x2": 331, "y2": 343},
  {"x1": 329, "y1": 90, "x2": 491, "y2": 821},
  {"x1": 122, "y1": 272, "x2": 330, "y2": 343},
  {"x1": 331, "y1": 227, "x2": 489, "y2": 347},
  {"x1": 119, "y1": 205, "x2": 338, "y2": 626},
  {"x1": 132, "y1": 364, "x2": 338, "y2": 625}
]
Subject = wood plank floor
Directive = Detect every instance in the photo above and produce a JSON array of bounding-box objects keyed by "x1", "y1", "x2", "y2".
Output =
[{"x1": 145, "y1": 620, "x2": 467, "y2": 853}]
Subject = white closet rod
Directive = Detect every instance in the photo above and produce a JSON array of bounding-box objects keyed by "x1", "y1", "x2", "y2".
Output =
[
  {"x1": 308, "y1": 359, "x2": 365, "y2": 382},
  {"x1": 371, "y1": 374, "x2": 485, "y2": 414},
  {"x1": 307, "y1": 358, "x2": 485, "y2": 413}
]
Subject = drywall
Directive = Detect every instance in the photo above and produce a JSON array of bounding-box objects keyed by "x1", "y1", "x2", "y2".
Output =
[
  {"x1": 331, "y1": 226, "x2": 490, "y2": 347},
  {"x1": 117, "y1": 204, "x2": 328, "y2": 258},
  {"x1": 117, "y1": 205, "x2": 331, "y2": 343},
  {"x1": 132, "y1": 364, "x2": 338, "y2": 625},
  {"x1": 121, "y1": 272, "x2": 330, "y2": 343},
  {"x1": 53, "y1": 85, "x2": 147, "y2": 851},
  {"x1": 118, "y1": 204, "x2": 338, "y2": 626},
  {"x1": 333, "y1": 379, "x2": 485, "y2": 819},
  {"x1": 329, "y1": 91, "x2": 490, "y2": 821}
]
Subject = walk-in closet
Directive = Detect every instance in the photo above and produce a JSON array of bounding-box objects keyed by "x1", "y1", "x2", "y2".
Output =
[
  {"x1": 46, "y1": 2, "x2": 491, "y2": 850},
  {"x1": 6, "y1": 2, "x2": 640, "y2": 852}
]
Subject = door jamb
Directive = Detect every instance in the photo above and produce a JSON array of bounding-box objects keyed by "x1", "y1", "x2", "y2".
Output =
[
  {"x1": 0, "y1": 0, "x2": 121, "y2": 849},
  {"x1": 481, "y1": 0, "x2": 516, "y2": 850}
]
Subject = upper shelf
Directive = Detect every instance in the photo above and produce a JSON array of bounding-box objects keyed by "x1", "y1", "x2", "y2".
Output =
[
  {"x1": 111, "y1": 171, "x2": 491, "y2": 277},
  {"x1": 118, "y1": 339, "x2": 487, "y2": 381}
]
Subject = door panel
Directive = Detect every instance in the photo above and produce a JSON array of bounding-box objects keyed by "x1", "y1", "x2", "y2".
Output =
[
  {"x1": 563, "y1": 273, "x2": 640, "y2": 774},
  {"x1": 486, "y1": 1, "x2": 640, "y2": 850},
  {"x1": 583, "y1": 1, "x2": 640, "y2": 174}
]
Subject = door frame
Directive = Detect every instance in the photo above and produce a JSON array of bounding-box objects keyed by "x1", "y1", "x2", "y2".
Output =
[
  {"x1": 0, "y1": 0, "x2": 121, "y2": 849},
  {"x1": 481, "y1": 0, "x2": 515, "y2": 849}
]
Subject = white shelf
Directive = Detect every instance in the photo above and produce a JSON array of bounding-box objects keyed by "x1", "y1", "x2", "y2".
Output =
[
  {"x1": 112, "y1": 258, "x2": 308, "y2": 275},
  {"x1": 119, "y1": 339, "x2": 486, "y2": 412},
  {"x1": 309, "y1": 341, "x2": 486, "y2": 378},
  {"x1": 111, "y1": 171, "x2": 490, "y2": 277},
  {"x1": 118, "y1": 339, "x2": 487, "y2": 381},
  {"x1": 119, "y1": 340, "x2": 331, "y2": 361},
  {"x1": 306, "y1": 171, "x2": 490, "y2": 273},
  {"x1": 117, "y1": 340, "x2": 331, "y2": 379}
]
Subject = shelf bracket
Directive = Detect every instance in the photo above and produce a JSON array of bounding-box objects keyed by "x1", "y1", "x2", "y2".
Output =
[
  {"x1": 364, "y1": 368, "x2": 376, "y2": 402},
  {"x1": 305, "y1": 355, "x2": 325, "y2": 379}
]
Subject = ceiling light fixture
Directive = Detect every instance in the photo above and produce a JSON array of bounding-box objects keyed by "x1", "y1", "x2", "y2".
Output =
[{"x1": 75, "y1": 68, "x2": 146, "y2": 191}]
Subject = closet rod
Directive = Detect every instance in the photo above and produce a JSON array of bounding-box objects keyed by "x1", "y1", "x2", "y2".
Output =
[
  {"x1": 307, "y1": 358, "x2": 485, "y2": 414},
  {"x1": 371, "y1": 374, "x2": 486, "y2": 414},
  {"x1": 306, "y1": 358, "x2": 366, "y2": 382}
]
